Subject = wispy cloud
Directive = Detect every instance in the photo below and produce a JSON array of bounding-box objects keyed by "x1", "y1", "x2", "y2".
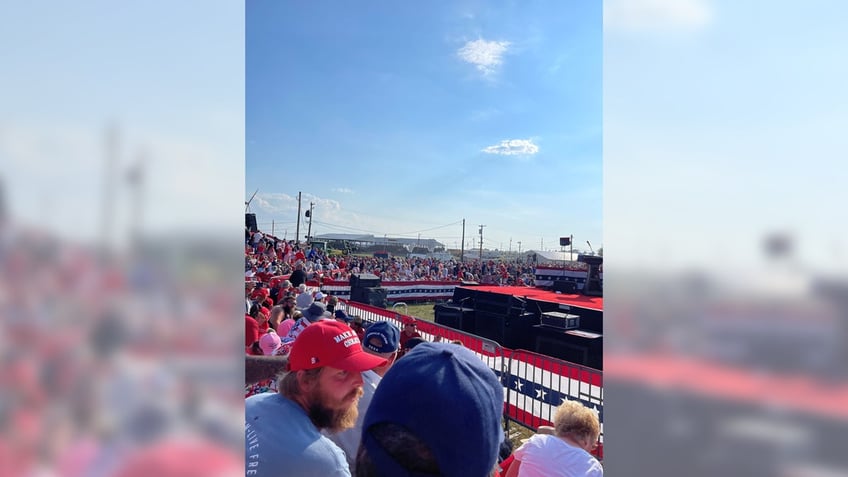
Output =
[
  {"x1": 457, "y1": 39, "x2": 511, "y2": 76},
  {"x1": 332, "y1": 187, "x2": 354, "y2": 194},
  {"x1": 482, "y1": 138, "x2": 539, "y2": 156},
  {"x1": 253, "y1": 193, "x2": 297, "y2": 215},
  {"x1": 605, "y1": 0, "x2": 713, "y2": 33}
]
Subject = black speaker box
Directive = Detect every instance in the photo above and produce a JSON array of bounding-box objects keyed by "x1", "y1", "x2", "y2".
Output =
[
  {"x1": 366, "y1": 287, "x2": 387, "y2": 308},
  {"x1": 533, "y1": 326, "x2": 603, "y2": 370},
  {"x1": 434, "y1": 304, "x2": 476, "y2": 333},
  {"x1": 350, "y1": 273, "x2": 381, "y2": 290},
  {"x1": 245, "y1": 213, "x2": 258, "y2": 232},
  {"x1": 474, "y1": 310, "x2": 537, "y2": 350},
  {"x1": 450, "y1": 286, "x2": 478, "y2": 307},
  {"x1": 350, "y1": 286, "x2": 387, "y2": 308},
  {"x1": 552, "y1": 280, "x2": 577, "y2": 293}
]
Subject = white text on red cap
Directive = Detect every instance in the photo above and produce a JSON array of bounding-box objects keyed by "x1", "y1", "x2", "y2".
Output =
[{"x1": 334, "y1": 330, "x2": 359, "y2": 348}]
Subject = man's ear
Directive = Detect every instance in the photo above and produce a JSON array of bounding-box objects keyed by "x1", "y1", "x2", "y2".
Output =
[{"x1": 296, "y1": 369, "x2": 318, "y2": 391}]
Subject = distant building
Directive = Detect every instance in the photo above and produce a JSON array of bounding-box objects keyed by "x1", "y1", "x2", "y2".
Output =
[{"x1": 312, "y1": 233, "x2": 445, "y2": 253}]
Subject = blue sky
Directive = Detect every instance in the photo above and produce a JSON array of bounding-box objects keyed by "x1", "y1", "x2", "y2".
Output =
[
  {"x1": 604, "y1": 0, "x2": 848, "y2": 273},
  {"x1": 1, "y1": 1, "x2": 244, "y2": 245},
  {"x1": 246, "y1": 1, "x2": 602, "y2": 254}
]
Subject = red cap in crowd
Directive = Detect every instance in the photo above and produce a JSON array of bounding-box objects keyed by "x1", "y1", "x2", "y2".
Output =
[{"x1": 288, "y1": 320, "x2": 387, "y2": 372}]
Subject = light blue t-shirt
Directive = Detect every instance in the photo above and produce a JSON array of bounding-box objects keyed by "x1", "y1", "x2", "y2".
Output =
[{"x1": 245, "y1": 392, "x2": 351, "y2": 477}]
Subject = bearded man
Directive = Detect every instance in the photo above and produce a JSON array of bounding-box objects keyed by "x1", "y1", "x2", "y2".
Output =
[{"x1": 245, "y1": 320, "x2": 387, "y2": 476}]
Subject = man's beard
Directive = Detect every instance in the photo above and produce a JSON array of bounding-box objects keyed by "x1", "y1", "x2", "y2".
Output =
[{"x1": 307, "y1": 385, "x2": 363, "y2": 433}]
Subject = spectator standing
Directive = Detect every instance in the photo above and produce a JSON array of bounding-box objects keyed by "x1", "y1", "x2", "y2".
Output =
[
  {"x1": 289, "y1": 261, "x2": 306, "y2": 287},
  {"x1": 398, "y1": 318, "x2": 422, "y2": 357}
]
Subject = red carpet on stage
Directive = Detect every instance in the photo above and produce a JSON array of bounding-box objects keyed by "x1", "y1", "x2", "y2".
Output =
[{"x1": 470, "y1": 285, "x2": 603, "y2": 311}]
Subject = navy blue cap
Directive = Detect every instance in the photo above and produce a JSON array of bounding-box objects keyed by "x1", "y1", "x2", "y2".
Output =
[
  {"x1": 363, "y1": 321, "x2": 400, "y2": 353},
  {"x1": 362, "y1": 342, "x2": 504, "y2": 477},
  {"x1": 334, "y1": 309, "x2": 353, "y2": 322}
]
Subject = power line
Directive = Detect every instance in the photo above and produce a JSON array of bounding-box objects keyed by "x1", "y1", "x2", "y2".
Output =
[{"x1": 392, "y1": 220, "x2": 464, "y2": 236}]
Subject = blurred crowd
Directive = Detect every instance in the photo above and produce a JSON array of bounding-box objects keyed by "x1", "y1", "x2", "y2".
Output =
[
  {"x1": 246, "y1": 229, "x2": 541, "y2": 288},
  {"x1": 1, "y1": 221, "x2": 243, "y2": 477}
]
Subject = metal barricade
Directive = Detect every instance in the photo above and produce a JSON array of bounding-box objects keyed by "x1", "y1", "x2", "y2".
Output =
[
  {"x1": 504, "y1": 348, "x2": 603, "y2": 459},
  {"x1": 340, "y1": 299, "x2": 603, "y2": 458}
]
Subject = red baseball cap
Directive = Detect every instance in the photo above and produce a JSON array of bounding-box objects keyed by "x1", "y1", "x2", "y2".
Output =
[{"x1": 288, "y1": 320, "x2": 387, "y2": 372}]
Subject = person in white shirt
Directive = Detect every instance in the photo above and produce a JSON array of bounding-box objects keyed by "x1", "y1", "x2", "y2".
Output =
[
  {"x1": 295, "y1": 283, "x2": 314, "y2": 310},
  {"x1": 504, "y1": 400, "x2": 602, "y2": 477}
]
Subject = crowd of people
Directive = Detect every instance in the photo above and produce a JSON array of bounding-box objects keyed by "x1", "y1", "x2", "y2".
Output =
[
  {"x1": 245, "y1": 229, "x2": 546, "y2": 287},
  {"x1": 244, "y1": 230, "x2": 603, "y2": 476}
]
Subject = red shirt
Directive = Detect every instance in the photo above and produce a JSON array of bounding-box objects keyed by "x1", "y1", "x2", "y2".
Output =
[
  {"x1": 245, "y1": 315, "x2": 260, "y2": 347},
  {"x1": 250, "y1": 288, "x2": 270, "y2": 301},
  {"x1": 399, "y1": 330, "x2": 422, "y2": 350}
]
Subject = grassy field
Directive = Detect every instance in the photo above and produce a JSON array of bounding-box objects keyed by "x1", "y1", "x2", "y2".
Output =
[{"x1": 390, "y1": 301, "x2": 437, "y2": 322}]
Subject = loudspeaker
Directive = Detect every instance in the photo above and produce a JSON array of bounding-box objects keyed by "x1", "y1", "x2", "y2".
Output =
[
  {"x1": 434, "y1": 304, "x2": 476, "y2": 333},
  {"x1": 533, "y1": 326, "x2": 603, "y2": 370},
  {"x1": 450, "y1": 286, "x2": 477, "y2": 306},
  {"x1": 365, "y1": 287, "x2": 387, "y2": 308},
  {"x1": 350, "y1": 286, "x2": 387, "y2": 308},
  {"x1": 350, "y1": 273, "x2": 381, "y2": 290},
  {"x1": 583, "y1": 276, "x2": 602, "y2": 297},
  {"x1": 474, "y1": 310, "x2": 537, "y2": 350},
  {"x1": 245, "y1": 213, "x2": 258, "y2": 232},
  {"x1": 552, "y1": 280, "x2": 577, "y2": 293}
]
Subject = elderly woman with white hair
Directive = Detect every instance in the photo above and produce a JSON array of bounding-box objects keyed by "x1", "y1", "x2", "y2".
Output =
[{"x1": 504, "y1": 400, "x2": 602, "y2": 477}]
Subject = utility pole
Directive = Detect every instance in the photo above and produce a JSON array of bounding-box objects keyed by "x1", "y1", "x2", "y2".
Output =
[
  {"x1": 517, "y1": 241, "x2": 522, "y2": 255},
  {"x1": 541, "y1": 237, "x2": 544, "y2": 251},
  {"x1": 296, "y1": 191, "x2": 302, "y2": 244},
  {"x1": 306, "y1": 202, "x2": 314, "y2": 243},
  {"x1": 271, "y1": 220, "x2": 275, "y2": 237},
  {"x1": 127, "y1": 147, "x2": 145, "y2": 254},
  {"x1": 101, "y1": 122, "x2": 118, "y2": 260},
  {"x1": 509, "y1": 238, "x2": 512, "y2": 254},
  {"x1": 570, "y1": 234, "x2": 574, "y2": 261},
  {"x1": 478, "y1": 224, "x2": 486, "y2": 260},
  {"x1": 460, "y1": 219, "x2": 466, "y2": 262}
]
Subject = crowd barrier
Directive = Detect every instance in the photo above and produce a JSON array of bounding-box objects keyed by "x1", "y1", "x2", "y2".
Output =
[
  {"x1": 322, "y1": 278, "x2": 459, "y2": 302},
  {"x1": 503, "y1": 348, "x2": 603, "y2": 459},
  {"x1": 341, "y1": 299, "x2": 604, "y2": 459}
]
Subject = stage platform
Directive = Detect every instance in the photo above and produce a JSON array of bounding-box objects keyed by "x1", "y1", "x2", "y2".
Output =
[
  {"x1": 467, "y1": 285, "x2": 603, "y2": 312},
  {"x1": 437, "y1": 285, "x2": 603, "y2": 369}
]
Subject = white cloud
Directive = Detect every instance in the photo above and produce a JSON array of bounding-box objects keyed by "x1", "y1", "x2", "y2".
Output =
[
  {"x1": 481, "y1": 138, "x2": 539, "y2": 156},
  {"x1": 604, "y1": 0, "x2": 713, "y2": 33},
  {"x1": 457, "y1": 39, "x2": 511, "y2": 75},
  {"x1": 332, "y1": 187, "x2": 353, "y2": 194},
  {"x1": 253, "y1": 193, "x2": 297, "y2": 215}
]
